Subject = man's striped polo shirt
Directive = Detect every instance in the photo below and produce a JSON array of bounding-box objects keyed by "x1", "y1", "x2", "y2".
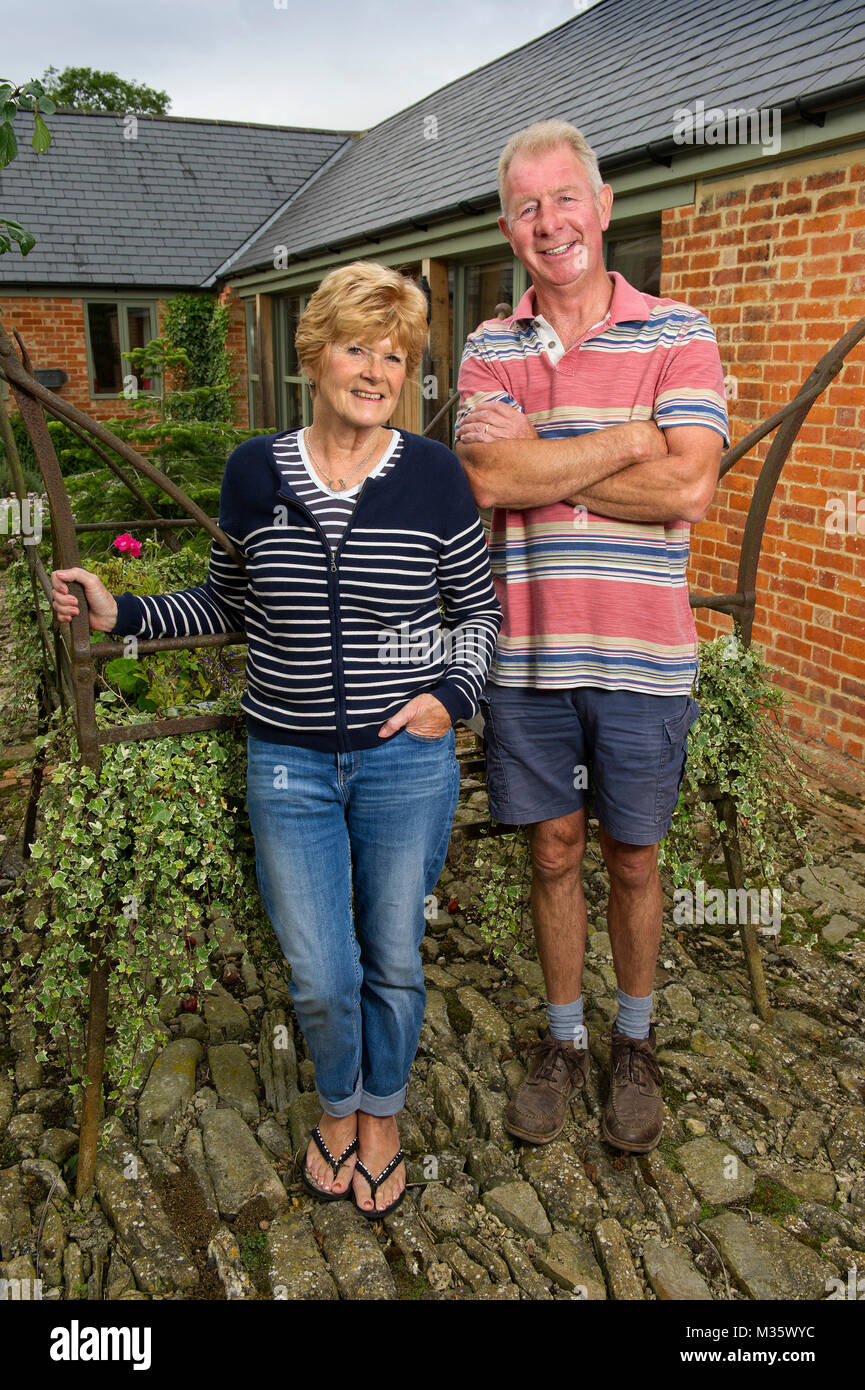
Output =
[{"x1": 456, "y1": 272, "x2": 730, "y2": 696}]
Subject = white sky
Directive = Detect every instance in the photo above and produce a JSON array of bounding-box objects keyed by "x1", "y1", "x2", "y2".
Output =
[{"x1": 10, "y1": 0, "x2": 603, "y2": 130}]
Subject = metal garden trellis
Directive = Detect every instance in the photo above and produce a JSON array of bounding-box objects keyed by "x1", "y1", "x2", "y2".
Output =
[{"x1": 1, "y1": 309, "x2": 863, "y2": 1197}]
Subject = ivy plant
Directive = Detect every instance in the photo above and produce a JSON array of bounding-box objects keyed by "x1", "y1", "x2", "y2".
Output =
[
  {"x1": 3, "y1": 705, "x2": 276, "y2": 1103},
  {"x1": 3, "y1": 533, "x2": 271, "y2": 1110},
  {"x1": 660, "y1": 632, "x2": 813, "y2": 888}
]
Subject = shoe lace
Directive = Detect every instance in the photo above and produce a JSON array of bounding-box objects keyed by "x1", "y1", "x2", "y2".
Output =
[
  {"x1": 614, "y1": 1035, "x2": 661, "y2": 1089},
  {"x1": 529, "y1": 1035, "x2": 580, "y2": 1083}
]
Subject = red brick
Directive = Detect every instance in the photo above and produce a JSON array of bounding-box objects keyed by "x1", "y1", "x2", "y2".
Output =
[
  {"x1": 715, "y1": 189, "x2": 746, "y2": 208},
  {"x1": 816, "y1": 189, "x2": 856, "y2": 213},
  {"x1": 741, "y1": 203, "x2": 775, "y2": 224},
  {"x1": 777, "y1": 197, "x2": 811, "y2": 217},
  {"x1": 750, "y1": 182, "x2": 783, "y2": 202},
  {"x1": 804, "y1": 171, "x2": 846, "y2": 190},
  {"x1": 775, "y1": 237, "x2": 808, "y2": 257}
]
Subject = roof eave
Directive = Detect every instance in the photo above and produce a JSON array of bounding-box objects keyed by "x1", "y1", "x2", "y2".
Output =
[
  {"x1": 223, "y1": 77, "x2": 865, "y2": 282},
  {"x1": 601, "y1": 75, "x2": 865, "y2": 176}
]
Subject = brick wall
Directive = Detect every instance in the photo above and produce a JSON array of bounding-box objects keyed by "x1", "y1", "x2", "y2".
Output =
[
  {"x1": 1, "y1": 289, "x2": 250, "y2": 431},
  {"x1": 0, "y1": 295, "x2": 166, "y2": 423},
  {"x1": 662, "y1": 146, "x2": 865, "y2": 767}
]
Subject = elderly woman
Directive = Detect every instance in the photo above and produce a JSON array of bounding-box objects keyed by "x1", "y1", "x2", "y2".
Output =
[{"x1": 51, "y1": 262, "x2": 501, "y2": 1219}]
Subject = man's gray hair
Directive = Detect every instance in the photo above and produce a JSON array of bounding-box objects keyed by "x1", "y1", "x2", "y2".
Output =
[{"x1": 498, "y1": 120, "x2": 604, "y2": 220}]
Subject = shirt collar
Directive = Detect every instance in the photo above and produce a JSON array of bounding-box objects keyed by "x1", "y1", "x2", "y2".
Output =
[{"x1": 511, "y1": 271, "x2": 652, "y2": 329}]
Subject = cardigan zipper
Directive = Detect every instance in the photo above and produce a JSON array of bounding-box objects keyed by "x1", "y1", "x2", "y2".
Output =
[{"x1": 275, "y1": 476, "x2": 372, "y2": 754}]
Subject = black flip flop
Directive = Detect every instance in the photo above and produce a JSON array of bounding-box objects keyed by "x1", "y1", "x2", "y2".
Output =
[
  {"x1": 352, "y1": 1148, "x2": 406, "y2": 1220},
  {"x1": 301, "y1": 1124, "x2": 359, "y2": 1201}
]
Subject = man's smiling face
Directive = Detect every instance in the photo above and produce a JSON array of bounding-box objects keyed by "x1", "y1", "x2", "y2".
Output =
[{"x1": 498, "y1": 144, "x2": 612, "y2": 297}]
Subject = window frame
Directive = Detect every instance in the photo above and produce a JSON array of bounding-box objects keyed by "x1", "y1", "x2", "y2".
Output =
[
  {"x1": 83, "y1": 297, "x2": 159, "y2": 400},
  {"x1": 273, "y1": 291, "x2": 312, "y2": 432},
  {"x1": 451, "y1": 253, "x2": 525, "y2": 394},
  {"x1": 603, "y1": 219, "x2": 662, "y2": 296},
  {"x1": 244, "y1": 299, "x2": 261, "y2": 429}
]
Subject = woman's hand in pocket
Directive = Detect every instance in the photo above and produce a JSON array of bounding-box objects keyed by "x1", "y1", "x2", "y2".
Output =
[{"x1": 378, "y1": 693, "x2": 452, "y2": 739}]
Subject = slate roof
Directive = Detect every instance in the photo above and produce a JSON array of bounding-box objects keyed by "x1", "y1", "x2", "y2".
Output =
[
  {"x1": 227, "y1": 0, "x2": 865, "y2": 275},
  {"x1": 0, "y1": 112, "x2": 351, "y2": 286}
]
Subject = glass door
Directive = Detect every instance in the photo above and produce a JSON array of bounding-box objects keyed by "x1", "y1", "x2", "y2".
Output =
[{"x1": 274, "y1": 292, "x2": 311, "y2": 431}]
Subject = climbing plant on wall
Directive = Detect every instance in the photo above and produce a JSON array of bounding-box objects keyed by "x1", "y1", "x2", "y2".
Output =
[{"x1": 162, "y1": 295, "x2": 234, "y2": 422}]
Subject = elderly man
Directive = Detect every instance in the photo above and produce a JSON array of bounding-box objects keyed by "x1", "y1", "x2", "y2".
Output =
[{"x1": 455, "y1": 120, "x2": 729, "y2": 1153}]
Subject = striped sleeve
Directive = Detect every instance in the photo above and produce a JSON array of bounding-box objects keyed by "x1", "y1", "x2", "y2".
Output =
[
  {"x1": 427, "y1": 464, "x2": 502, "y2": 724},
  {"x1": 110, "y1": 470, "x2": 248, "y2": 640},
  {"x1": 454, "y1": 328, "x2": 525, "y2": 436},
  {"x1": 653, "y1": 312, "x2": 730, "y2": 443}
]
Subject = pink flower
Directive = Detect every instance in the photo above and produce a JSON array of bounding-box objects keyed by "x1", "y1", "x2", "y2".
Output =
[{"x1": 114, "y1": 533, "x2": 141, "y2": 557}]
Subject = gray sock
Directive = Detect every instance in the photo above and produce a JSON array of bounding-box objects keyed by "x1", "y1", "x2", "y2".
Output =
[
  {"x1": 615, "y1": 987, "x2": 652, "y2": 1040},
  {"x1": 546, "y1": 996, "x2": 585, "y2": 1047}
]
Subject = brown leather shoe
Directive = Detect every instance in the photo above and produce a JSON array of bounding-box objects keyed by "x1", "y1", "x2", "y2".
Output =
[
  {"x1": 504, "y1": 1030, "x2": 590, "y2": 1143},
  {"x1": 602, "y1": 1023, "x2": 664, "y2": 1154}
]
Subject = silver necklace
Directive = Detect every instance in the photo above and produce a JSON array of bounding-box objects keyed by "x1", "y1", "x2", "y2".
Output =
[{"x1": 304, "y1": 428, "x2": 380, "y2": 491}]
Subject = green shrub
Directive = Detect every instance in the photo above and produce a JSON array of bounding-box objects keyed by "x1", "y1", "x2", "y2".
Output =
[
  {"x1": 660, "y1": 633, "x2": 812, "y2": 888},
  {"x1": 3, "y1": 705, "x2": 276, "y2": 1103}
]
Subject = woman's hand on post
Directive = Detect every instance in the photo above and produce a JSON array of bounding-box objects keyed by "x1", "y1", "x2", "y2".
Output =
[
  {"x1": 378, "y1": 693, "x2": 452, "y2": 739},
  {"x1": 50, "y1": 567, "x2": 118, "y2": 633}
]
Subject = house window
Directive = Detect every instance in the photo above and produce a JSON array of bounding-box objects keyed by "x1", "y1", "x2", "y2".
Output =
[
  {"x1": 605, "y1": 229, "x2": 662, "y2": 296},
  {"x1": 465, "y1": 260, "x2": 514, "y2": 335},
  {"x1": 274, "y1": 292, "x2": 311, "y2": 431},
  {"x1": 455, "y1": 259, "x2": 515, "y2": 345},
  {"x1": 244, "y1": 300, "x2": 262, "y2": 428},
  {"x1": 84, "y1": 301, "x2": 157, "y2": 397}
]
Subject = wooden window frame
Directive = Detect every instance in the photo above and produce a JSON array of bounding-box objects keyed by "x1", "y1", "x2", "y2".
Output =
[{"x1": 83, "y1": 297, "x2": 159, "y2": 400}]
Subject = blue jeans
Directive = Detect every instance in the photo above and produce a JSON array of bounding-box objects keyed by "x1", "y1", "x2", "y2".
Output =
[{"x1": 245, "y1": 729, "x2": 460, "y2": 1117}]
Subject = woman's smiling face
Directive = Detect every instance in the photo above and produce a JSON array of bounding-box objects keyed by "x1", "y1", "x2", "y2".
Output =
[{"x1": 313, "y1": 337, "x2": 407, "y2": 429}]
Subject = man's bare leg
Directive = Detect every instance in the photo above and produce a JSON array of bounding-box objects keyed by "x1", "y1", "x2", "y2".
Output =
[
  {"x1": 598, "y1": 829, "x2": 662, "y2": 997},
  {"x1": 526, "y1": 809, "x2": 588, "y2": 1001}
]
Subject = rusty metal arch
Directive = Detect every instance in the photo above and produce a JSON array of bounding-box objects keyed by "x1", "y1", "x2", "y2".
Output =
[{"x1": 1, "y1": 312, "x2": 864, "y2": 1194}]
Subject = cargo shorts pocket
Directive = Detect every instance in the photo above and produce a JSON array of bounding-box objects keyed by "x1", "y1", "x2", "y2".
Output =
[
  {"x1": 479, "y1": 696, "x2": 511, "y2": 808},
  {"x1": 655, "y1": 695, "x2": 700, "y2": 823}
]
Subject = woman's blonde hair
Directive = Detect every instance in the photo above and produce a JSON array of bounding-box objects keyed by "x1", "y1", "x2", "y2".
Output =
[{"x1": 295, "y1": 261, "x2": 428, "y2": 382}]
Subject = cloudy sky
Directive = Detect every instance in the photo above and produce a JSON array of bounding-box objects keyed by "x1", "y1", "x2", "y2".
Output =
[{"x1": 12, "y1": 0, "x2": 602, "y2": 130}]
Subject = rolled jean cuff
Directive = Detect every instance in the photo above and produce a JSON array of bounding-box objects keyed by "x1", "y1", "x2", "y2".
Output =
[
  {"x1": 318, "y1": 1077, "x2": 363, "y2": 1119},
  {"x1": 358, "y1": 1083, "x2": 408, "y2": 1117}
]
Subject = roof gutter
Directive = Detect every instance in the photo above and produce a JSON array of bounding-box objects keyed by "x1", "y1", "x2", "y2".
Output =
[
  {"x1": 223, "y1": 76, "x2": 865, "y2": 283},
  {"x1": 223, "y1": 197, "x2": 501, "y2": 283},
  {"x1": 600, "y1": 75, "x2": 865, "y2": 174}
]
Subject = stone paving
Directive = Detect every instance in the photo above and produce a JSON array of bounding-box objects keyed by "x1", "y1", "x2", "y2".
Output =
[{"x1": 1, "y1": 568, "x2": 864, "y2": 1300}]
